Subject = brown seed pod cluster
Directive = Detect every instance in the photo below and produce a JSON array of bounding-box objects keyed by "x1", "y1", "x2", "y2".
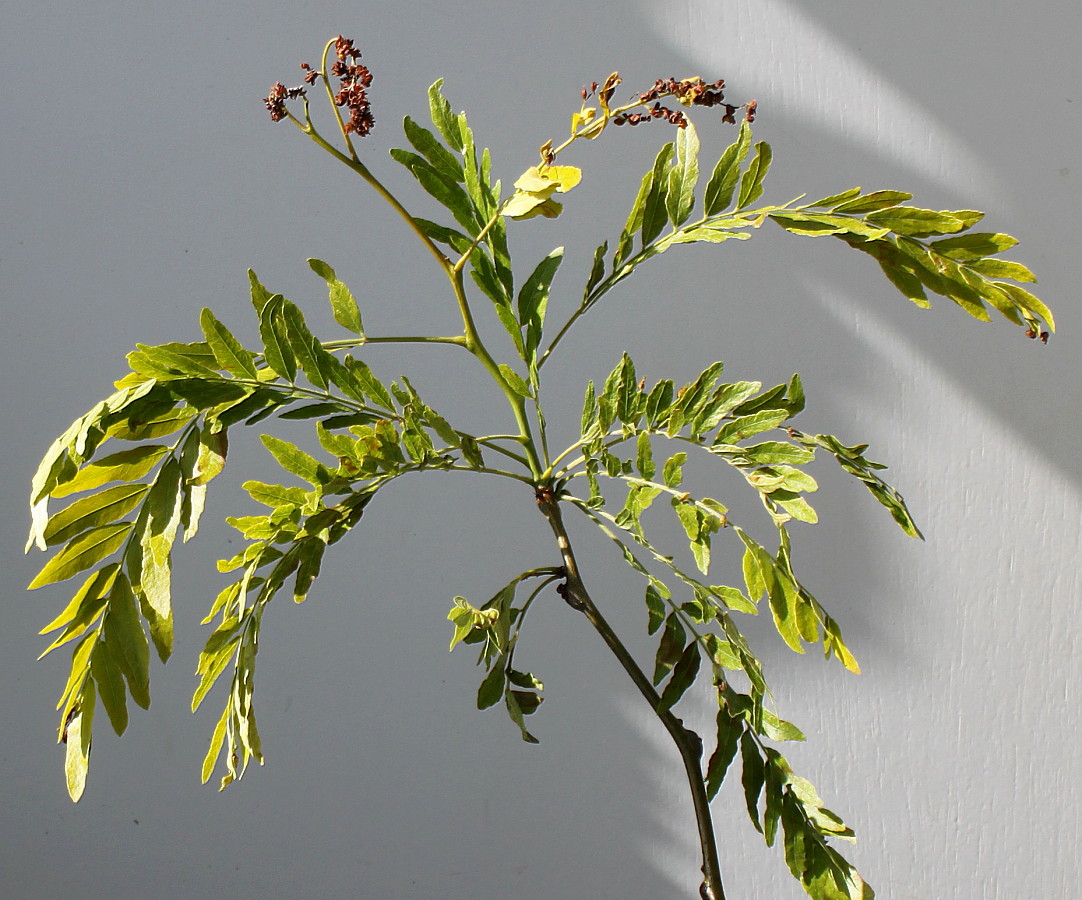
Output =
[
  {"x1": 583, "y1": 75, "x2": 757, "y2": 129},
  {"x1": 263, "y1": 81, "x2": 307, "y2": 122},
  {"x1": 264, "y1": 36, "x2": 374, "y2": 138},
  {"x1": 329, "y1": 35, "x2": 374, "y2": 136}
]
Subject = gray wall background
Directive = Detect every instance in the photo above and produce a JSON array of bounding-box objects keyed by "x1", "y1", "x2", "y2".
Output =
[{"x1": 4, "y1": 1, "x2": 1079, "y2": 898}]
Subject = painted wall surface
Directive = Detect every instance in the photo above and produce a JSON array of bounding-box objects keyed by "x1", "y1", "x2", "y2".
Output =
[{"x1": 3, "y1": 2, "x2": 1079, "y2": 898}]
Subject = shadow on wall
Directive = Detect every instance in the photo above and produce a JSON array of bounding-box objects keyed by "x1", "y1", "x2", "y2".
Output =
[{"x1": 638, "y1": 0, "x2": 1082, "y2": 488}]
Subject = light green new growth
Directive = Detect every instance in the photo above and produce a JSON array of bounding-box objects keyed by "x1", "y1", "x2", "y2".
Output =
[{"x1": 26, "y1": 36, "x2": 1053, "y2": 900}]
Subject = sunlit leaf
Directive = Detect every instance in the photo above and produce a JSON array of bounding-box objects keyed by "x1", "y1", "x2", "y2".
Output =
[
  {"x1": 29, "y1": 523, "x2": 131, "y2": 590},
  {"x1": 704, "y1": 120, "x2": 752, "y2": 215},
  {"x1": 199, "y1": 309, "x2": 259, "y2": 379},
  {"x1": 43, "y1": 484, "x2": 148, "y2": 547},
  {"x1": 308, "y1": 258, "x2": 364, "y2": 335},
  {"x1": 736, "y1": 140, "x2": 772, "y2": 210},
  {"x1": 50, "y1": 445, "x2": 170, "y2": 499}
]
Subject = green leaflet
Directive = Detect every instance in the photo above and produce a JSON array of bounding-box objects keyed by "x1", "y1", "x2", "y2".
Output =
[
  {"x1": 653, "y1": 612, "x2": 686, "y2": 685},
  {"x1": 50, "y1": 445, "x2": 170, "y2": 499},
  {"x1": 657, "y1": 641, "x2": 701, "y2": 711},
  {"x1": 768, "y1": 567, "x2": 806, "y2": 654},
  {"x1": 390, "y1": 148, "x2": 481, "y2": 235},
  {"x1": 345, "y1": 357, "x2": 395, "y2": 411},
  {"x1": 427, "y1": 79, "x2": 464, "y2": 151},
  {"x1": 704, "y1": 120, "x2": 751, "y2": 215},
  {"x1": 38, "y1": 564, "x2": 119, "y2": 657},
  {"x1": 403, "y1": 115, "x2": 465, "y2": 183},
  {"x1": 768, "y1": 211, "x2": 889, "y2": 240},
  {"x1": 308, "y1": 258, "x2": 364, "y2": 336},
  {"x1": 666, "y1": 119, "x2": 700, "y2": 226},
  {"x1": 831, "y1": 190, "x2": 913, "y2": 214},
  {"x1": 91, "y1": 639, "x2": 128, "y2": 736},
  {"x1": 63, "y1": 680, "x2": 95, "y2": 802},
  {"x1": 279, "y1": 300, "x2": 327, "y2": 391},
  {"x1": 615, "y1": 166, "x2": 654, "y2": 267},
  {"x1": 257, "y1": 294, "x2": 297, "y2": 382},
  {"x1": 806, "y1": 187, "x2": 861, "y2": 209},
  {"x1": 42, "y1": 484, "x2": 148, "y2": 547},
  {"x1": 243, "y1": 481, "x2": 310, "y2": 508},
  {"x1": 864, "y1": 205, "x2": 969, "y2": 237},
  {"x1": 128, "y1": 343, "x2": 220, "y2": 381},
  {"x1": 101, "y1": 574, "x2": 151, "y2": 709},
  {"x1": 136, "y1": 456, "x2": 185, "y2": 661},
  {"x1": 641, "y1": 143, "x2": 675, "y2": 247},
  {"x1": 199, "y1": 309, "x2": 259, "y2": 379},
  {"x1": 517, "y1": 248, "x2": 563, "y2": 364},
  {"x1": 968, "y1": 258, "x2": 1037, "y2": 283},
  {"x1": 498, "y1": 365, "x2": 532, "y2": 398},
  {"x1": 714, "y1": 409, "x2": 789, "y2": 445},
  {"x1": 584, "y1": 241, "x2": 608, "y2": 299},
  {"x1": 736, "y1": 140, "x2": 772, "y2": 210},
  {"x1": 29, "y1": 523, "x2": 131, "y2": 590},
  {"x1": 193, "y1": 618, "x2": 241, "y2": 711},
  {"x1": 740, "y1": 731, "x2": 766, "y2": 831},
  {"x1": 260, "y1": 434, "x2": 329, "y2": 487},
  {"x1": 705, "y1": 709, "x2": 743, "y2": 800}
]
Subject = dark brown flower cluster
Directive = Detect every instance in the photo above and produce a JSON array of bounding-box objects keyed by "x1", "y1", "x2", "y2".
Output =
[
  {"x1": 586, "y1": 75, "x2": 757, "y2": 129},
  {"x1": 613, "y1": 103, "x2": 689, "y2": 129},
  {"x1": 1024, "y1": 327, "x2": 1050, "y2": 343},
  {"x1": 264, "y1": 36, "x2": 374, "y2": 137},
  {"x1": 264, "y1": 82, "x2": 307, "y2": 122},
  {"x1": 330, "y1": 35, "x2": 374, "y2": 136}
]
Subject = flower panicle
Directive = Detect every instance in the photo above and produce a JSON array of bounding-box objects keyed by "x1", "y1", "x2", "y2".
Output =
[
  {"x1": 264, "y1": 35, "x2": 374, "y2": 138},
  {"x1": 581, "y1": 74, "x2": 757, "y2": 130}
]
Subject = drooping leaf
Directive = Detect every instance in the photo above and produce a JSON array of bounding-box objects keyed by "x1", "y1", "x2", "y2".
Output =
[
  {"x1": 476, "y1": 663, "x2": 505, "y2": 710},
  {"x1": 63, "y1": 680, "x2": 95, "y2": 802},
  {"x1": 101, "y1": 574, "x2": 150, "y2": 709},
  {"x1": 740, "y1": 731, "x2": 766, "y2": 830},
  {"x1": 657, "y1": 641, "x2": 701, "y2": 711},
  {"x1": 705, "y1": 709, "x2": 743, "y2": 800},
  {"x1": 29, "y1": 523, "x2": 131, "y2": 590},
  {"x1": 90, "y1": 640, "x2": 128, "y2": 736},
  {"x1": 42, "y1": 484, "x2": 148, "y2": 547},
  {"x1": 653, "y1": 612, "x2": 686, "y2": 685},
  {"x1": 50, "y1": 445, "x2": 170, "y2": 499},
  {"x1": 38, "y1": 564, "x2": 119, "y2": 658}
]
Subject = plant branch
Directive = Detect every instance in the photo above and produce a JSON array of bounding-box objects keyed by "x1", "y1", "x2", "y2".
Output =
[
  {"x1": 321, "y1": 335, "x2": 469, "y2": 350},
  {"x1": 534, "y1": 488, "x2": 726, "y2": 900}
]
